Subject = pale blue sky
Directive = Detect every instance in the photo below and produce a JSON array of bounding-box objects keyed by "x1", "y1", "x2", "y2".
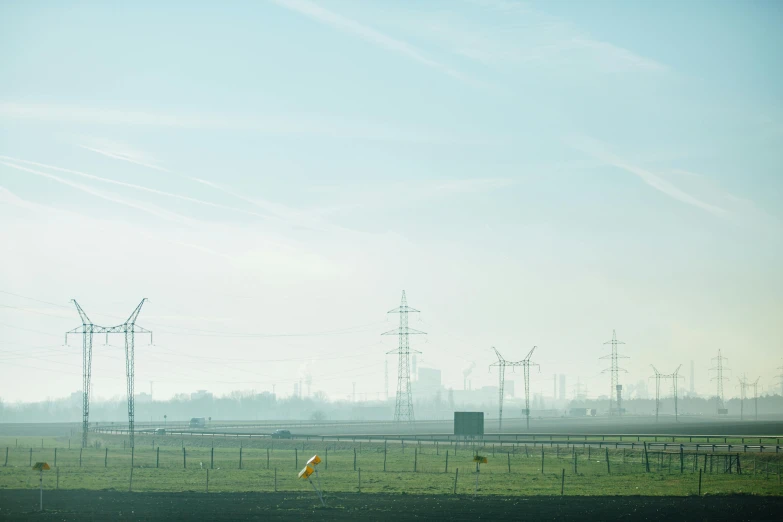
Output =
[{"x1": 1, "y1": 0, "x2": 781, "y2": 404}]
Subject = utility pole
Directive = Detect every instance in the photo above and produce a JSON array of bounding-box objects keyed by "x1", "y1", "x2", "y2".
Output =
[
  {"x1": 384, "y1": 360, "x2": 389, "y2": 401},
  {"x1": 651, "y1": 366, "x2": 663, "y2": 422},
  {"x1": 66, "y1": 299, "x2": 152, "y2": 449},
  {"x1": 750, "y1": 377, "x2": 760, "y2": 422},
  {"x1": 382, "y1": 291, "x2": 426, "y2": 423},
  {"x1": 710, "y1": 350, "x2": 730, "y2": 415},
  {"x1": 601, "y1": 330, "x2": 627, "y2": 416},
  {"x1": 737, "y1": 375, "x2": 749, "y2": 421}
]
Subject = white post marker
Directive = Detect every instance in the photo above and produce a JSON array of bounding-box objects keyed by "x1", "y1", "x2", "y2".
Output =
[{"x1": 32, "y1": 462, "x2": 51, "y2": 511}]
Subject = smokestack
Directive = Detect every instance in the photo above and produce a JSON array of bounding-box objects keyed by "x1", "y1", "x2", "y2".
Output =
[
  {"x1": 463, "y1": 362, "x2": 476, "y2": 391},
  {"x1": 559, "y1": 374, "x2": 566, "y2": 400},
  {"x1": 690, "y1": 360, "x2": 695, "y2": 395}
]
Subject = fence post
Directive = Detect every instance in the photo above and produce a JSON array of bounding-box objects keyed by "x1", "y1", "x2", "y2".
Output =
[
  {"x1": 157, "y1": 447, "x2": 160, "y2": 468},
  {"x1": 4, "y1": 447, "x2": 7, "y2": 467},
  {"x1": 606, "y1": 447, "x2": 610, "y2": 474},
  {"x1": 561, "y1": 468, "x2": 565, "y2": 495},
  {"x1": 324, "y1": 447, "x2": 327, "y2": 471},
  {"x1": 508, "y1": 452, "x2": 511, "y2": 473},
  {"x1": 383, "y1": 445, "x2": 386, "y2": 472},
  {"x1": 358, "y1": 468, "x2": 361, "y2": 493},
  {"x1": 239, "y1": 447, "x2": 243, "y2": 470},
  {"x1": 206, "y1": 468, "x2": 209, "y2": 493},
  {"x1": 78, "y1": 449, "x2": 81, "y2": 468},
  {"x1": 445, "y1": 451, "x2": 449, "y2": 473},
  {"x1": 698, "y1": 469, "x2": 702, "y2": 496},
  {"x1": 54, "y1": 448, "x2": 57, "y2": 467},
  {"x1": 454, "y1": 468, "x2": 459, "y2": 495},
  {"x1": 183, "y1": 447, "x2": 186, "y2": 469},
  {"x1": 129, "y1": 466, "x2": 133, "y2": 492},
  {"x1": 541, "y1": 447, "x2": 545, "y2": 474},
  {"x1": 30, "y1": 448, "x2": 33, "y2": 466},
  {"x1": 354, "y1": 448, "x2": 357, "y2": 471},
  {"x1": 295, "y1": 448, "x2": 298, "y2": 470},
  {"x1": 414, "y1": 448, "x2": 417, "y2": 472},
  {"x1": 573, "y1": 447, "x2": 577, "y2": 474},
  {"x1": 274, "y1": 468, "x2": 277, "y2": 492},
  {"x1": 643, "y1": 442, "x2": 650, "y2": 472},
  {"x1": 680, "y1": 446, "x2": 684, "y2": 473}
]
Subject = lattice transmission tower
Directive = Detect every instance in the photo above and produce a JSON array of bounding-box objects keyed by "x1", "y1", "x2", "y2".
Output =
[
  {"x1": 601, "y1": 330, "x2": 627, "y2": 416},
  {"x1": 737, "y1": 375, "x2": 749, "y2": 421},
  {"x1": 66, "y1": 299, "x2": 152, "y2": 448},
  {"x1": 489, "y1": 346, "x2": 538, "y2": 432},
  {"x1": 650, "y1": 364, "x2": 683, "y2": 422},
  {"x1": 710, "y1": 350, "x2": 730, "y2": 415},
  {"x1": 382, "y1": 291, "x2": 425, "y2": 423}
]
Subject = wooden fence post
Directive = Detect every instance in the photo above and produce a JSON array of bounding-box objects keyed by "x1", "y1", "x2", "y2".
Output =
[
  {"x1": 414, "y1": 448, "x2": 417, "y2": 472},
  {"x1": 454, "y1": 468, "x2": 459, "y2": 494},
  {"x1": 206, "y1": 468, "x2": 209, "y2": 493},
  {"x1": 4, "y1": 447, "x2": 7, "y2": 467},
  {"x1": 239, "y1": 447, "x2": 243, "y2": 470},
  {"x1": 561, "y1": 468, "x2": 565, "y2": 495},
  {"x1": 295, "y1": 448, "x2": 298, "y2": 470},
  {"x1": 156, "y1": 447, "x2": 160, "y2": 468},
  {"x1": 353, "y1": 448, "x2": 357, "y2": 471},
  {"x1": 30, "y1": 448, "x2": 33, "y2": 466},
  {"x1": 698, "y1": 469, "x2": 702, "y2": 496},
  {"x1": 274, "y1": 468, "x2": 277, "y2": 492},
  {"x1": 183, "y1": 447, "x2": 186, "y2": 469},
  {"x1": 508, "y1": 452, "x2": 511, "y2": 473},
  {"x1": 445, "y1": 451, "x2": 449, "y2": 473},
  {"x1": 606, "y1": 447, "x2": 610, "y2": 474},
  {"x1": 211, "y1": 447, "x2": 214, "y2": 469},
  {"x1": 680, "y1": 446, "x2": 684, "y2": 473},
  {"x1": 541, "y1": 447, "x2": 545, "y2": 474},
  {"x1": 78, "y1": 449, "x2": 81, "y2": 468},
  {"x1": 383, "y1": 445, "x2": 386, "y2": 472},
  {"x1": 54, "y1": 448, "x2": 57, "y2": 467},
  {"x1": 358, "y1": 468, "x2": 361, "y2": 493}
]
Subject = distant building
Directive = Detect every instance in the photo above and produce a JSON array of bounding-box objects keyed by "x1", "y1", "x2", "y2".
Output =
[
  {"x1": 135, "y1": 392, "x2": 152, "y2": 404},
  {"x1": 415, "y1": 368, "x2": 442, "y2": 399},
  {"x1": 190, "y1": 390, "x2": 213, "y2": 401}
]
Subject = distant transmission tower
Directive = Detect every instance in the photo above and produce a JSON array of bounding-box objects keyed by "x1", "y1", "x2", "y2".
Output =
[
  {"x1": 382, "y1": 291, "x2": 426, "y2": 423},
  {"x1": 601, "y1": 330, "x2": 627, "y2": 416},
  {"x1": 650, "y1": 365, "x2": 683, "y2": 422},
  {"x1": 490, "y1": 348, "x2": 521, "y2": 432},
  {"x1": 519, "y1": 347, "x2": 539, "y2": 430},
  {"x1": 710, "y1": 350, "x2": 730, "y2": 415},
  {"x1": 750, "y1": 377, "x2": 760, "y2": 421},
  {"x1": 66, "y1": 299, "x2": 152, "y2": 448},
  {"x1": 737, "y1": 375, "x2": 750, "y2": 421}
]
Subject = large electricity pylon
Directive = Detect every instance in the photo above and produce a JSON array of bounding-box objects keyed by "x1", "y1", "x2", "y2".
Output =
[
  {"x1": 519, "y1": 346, "x2": 538, "y2": 430},
  {"x1": 650, "y1": 364, "x2": 683, "y2": 422},
  {"x1": 601, "y1": 330, "x2": 627, "y2": 416},
  {"x1": 382, "y1": 291, "x2": 425, "y2": 423},
  {"x1": 710, "y1": 350, "x2": 730, "y2": 415},
  {"x1": 66, "y1": 299, "x2": 152, "y2": 448},
  {"x1": 489, "y1": 346, "x2": 538, "y2": 432}
]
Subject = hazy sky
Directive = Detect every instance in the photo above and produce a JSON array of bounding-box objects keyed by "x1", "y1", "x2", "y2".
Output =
[{"x1": 1, "y1": 0, "x2": 781, "y2": 404}]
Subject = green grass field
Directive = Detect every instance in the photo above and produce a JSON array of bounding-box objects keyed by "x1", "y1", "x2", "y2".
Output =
[{"x1": 1, "y1": 435, "x2": 781, "y2": 497}]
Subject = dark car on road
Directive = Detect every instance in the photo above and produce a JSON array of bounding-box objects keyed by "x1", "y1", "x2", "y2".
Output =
[{"x1": 271, "y1": 429, "x2": 292, "y2": 439}]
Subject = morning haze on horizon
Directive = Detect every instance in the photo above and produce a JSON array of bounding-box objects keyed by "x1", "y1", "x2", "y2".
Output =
[{"x1": 0, "y1": 0, "x2": 781, "y2": 417}]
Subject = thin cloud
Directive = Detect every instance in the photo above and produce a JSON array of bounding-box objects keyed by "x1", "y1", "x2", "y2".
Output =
[
  {"x1": 568, "y1": 136, "x2": 725, "y2": 215},
  {"x1": 270, "y1": 0, "x2": 469, "y2": 83},
  {"x1": 0, "y1": 161, "x2": 197, "y2": 225},
  {"x1": 79, "y1": 145, "x2": 171, "y2": 173},
  {"x1": 0, "y1": 154, "x2": 272, "y2": 221},
  {"x1": 77, "y1": 145, "x2": 361, "y2": 236}
]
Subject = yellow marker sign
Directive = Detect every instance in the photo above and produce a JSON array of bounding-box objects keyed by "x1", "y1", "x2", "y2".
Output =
[
  {"x1": 472, "y1": 456, "x2": 488, "y2": 464},
  {"x1": 298, "y1": 465, "x2": 314, "y2": 479},
  {"x1": 307, "y1": 455, "x2": 322, "y2": 467},
  {"x1": 32, "y1": 462, "x2": 51, "y2": 471}
]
